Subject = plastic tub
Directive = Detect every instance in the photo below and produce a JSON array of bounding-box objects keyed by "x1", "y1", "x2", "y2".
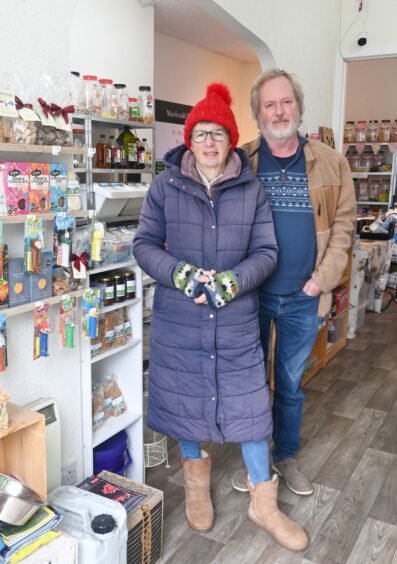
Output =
[{"x1": 93, "y1": 430, "x2": 132, "y2": 475}]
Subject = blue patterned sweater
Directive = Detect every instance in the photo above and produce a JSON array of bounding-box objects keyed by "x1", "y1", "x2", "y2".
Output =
[{"x1": 257, "y1": 136, "x2": 316, "y2": 295}]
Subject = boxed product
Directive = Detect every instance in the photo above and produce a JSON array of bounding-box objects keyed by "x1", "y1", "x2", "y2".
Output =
[
  {"x1": 49, "y1": 163, "x2": 68, "y2": 212},
  {"x1": 29, "y1": 251, "x2": 53, "y2": 301},
  {"x1": 8, "y1": 257, "x2": 30, "y2": 307},
  {"x1": 0, "y1": 244, "x2": 8, "y2": 309},
  {"x1": 29, "y1": 162, "x2": 50, "y2": 213},
  {"x1": 0, "y1": 161, "x2": 29, "y2": 215}
]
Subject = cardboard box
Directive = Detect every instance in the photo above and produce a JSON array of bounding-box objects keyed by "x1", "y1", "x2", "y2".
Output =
[
  {"x1": 0, "y1": 162, "x2": 29, "y2": 215},
  {"x1": 29, "y1": 251, "x2": 53, "y2": 302},
  {"x1": 49, "y1": 163, "x2": 68, "y2": 213},
  {"x1": 29, "y1": 162, "x2": 50, "y2": 213},
  {"x1": 8, "y1": 257, "x2": 30, "y2": 307}
]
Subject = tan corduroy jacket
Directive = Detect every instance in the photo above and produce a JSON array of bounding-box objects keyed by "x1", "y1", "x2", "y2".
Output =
[{"x1": 242, "y1": 136, "x2": 357, "y2": 316}]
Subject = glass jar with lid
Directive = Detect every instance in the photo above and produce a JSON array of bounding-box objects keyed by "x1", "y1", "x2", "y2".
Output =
[
  {"x1": 113, "y1": 274, "x2": 126, "y2": 303},
  {"x1": 391, "y1": 120, "x2": 397, "y2": 142},
  {"x1": 354, "y1": 121, "x2": 367, "y2": 143},
  {"x1": 379, "y1": 120, "x2": 391, "y2": 142},
  {"x1": 125, "y1": 272, "x2": 136, "y2": 300},
  {"x1": 360, "y1": 151, "x2": 373, "y2": 172},
  {"x1": 350, "y1": 153, "x2": 361, "y2": 172},
  {"x1": 99, "y1": 276, "x2": 115, "y2": 306},
  {"x1": 114, "y1": 84, "x2": 129, "y2": 120},
  {"x1": 72, "y1": 124, "x2": 85, "y2": 168},
  {"x1": 128, "y1": 97, "x2": 140, "y2": 121},
  {"x1": 366, "y1": 120, "x2": 378, "y2": 142},
  {"x1": 344, "y1": 121, "x2": 355, "y2": 144},
  {"x1": 138, "y1": 86, "x2": 153, "y2": 123},
  {"x1": 99, "y1": 79, "x2": 114, "y2": 119},
  {"x1": 82, "y1": 75, "x2": 98, "y2": 113}
]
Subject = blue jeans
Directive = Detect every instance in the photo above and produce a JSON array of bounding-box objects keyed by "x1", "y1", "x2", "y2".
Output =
[
  {"x1": 179, "y1": 439, "x2": 270, "y2": 485},
  {"x1": 259, "y1": 290, "x2": 319, "y2": 462}
]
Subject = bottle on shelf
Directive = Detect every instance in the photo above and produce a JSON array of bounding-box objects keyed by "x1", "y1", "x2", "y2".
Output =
[
  {"x1": 104, "y1": 136, "x2": 112, "y2": 169},
  {"x1": 137, "y1": 138, "x2": 146, "y2": 169},
  {"x1": 117, "y1": 127, "x2": 138, "y2": 169},
  {"x1": 110, "y1": 135, "x2": 121, "y2": 169},
  {"x1": 142, "y1": 138, "x2": 152, "y2": 167},
  {"x1": 96, "y1": 134, "x2": 106, "y2": 168}
]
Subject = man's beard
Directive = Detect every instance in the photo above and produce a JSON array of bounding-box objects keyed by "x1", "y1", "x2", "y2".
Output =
[{"x1": 261, "y1": 116, "x2": 300, "y2": 141}]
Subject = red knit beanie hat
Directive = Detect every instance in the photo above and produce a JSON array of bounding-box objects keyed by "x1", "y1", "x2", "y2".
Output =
[{"x1": 184, "y1": 83, "x2": 239, "y2": 149}]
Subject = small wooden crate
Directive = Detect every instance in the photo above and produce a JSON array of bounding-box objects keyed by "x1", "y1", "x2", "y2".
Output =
[{"x1": 98, "y1": 471, "x2": 163, "y2": 564}]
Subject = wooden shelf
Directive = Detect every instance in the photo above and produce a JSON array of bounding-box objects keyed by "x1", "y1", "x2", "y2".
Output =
[
  {"x1": 93, "y1": 410, "x2": 141, "y2": 447},
  {"x1": 0, "y1": 403, "x2": 46, "y2": 498},
  {"x1": 91, "y1": 338, "x2": 141, "y2": 364},
  {"x1": 88, "y1": 260, "x2": 136, "y2": 276},
  {"x1": 0, "y1": 210, "x2": 90, "y2": 224},
  {"x1": 0, "y1": 142, "x2": 86, "y2": 155},
  {"x1": 102, "y1": 297, "x2": 140, "y2": 314},
  {"x1": 4, "y1": 289, "x2": 84, "y2": 318}
]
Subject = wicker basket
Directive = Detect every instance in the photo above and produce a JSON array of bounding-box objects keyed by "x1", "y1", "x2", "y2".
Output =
[{"x1": 0, "y1": 389, "x2": 10, "y2": 431}]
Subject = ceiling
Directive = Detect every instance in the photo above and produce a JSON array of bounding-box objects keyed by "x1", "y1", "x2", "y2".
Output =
[{"x1": 154, "y1": 0, "x2": 258, "y2": 63}]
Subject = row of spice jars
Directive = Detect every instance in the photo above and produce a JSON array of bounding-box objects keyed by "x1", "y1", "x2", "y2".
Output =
[
  {"x1": 91, "y1": 271, "x2": 136, "y2": 307},
  {"x1": 344, "y1": 120, "x2": 397, "y2": 144}
]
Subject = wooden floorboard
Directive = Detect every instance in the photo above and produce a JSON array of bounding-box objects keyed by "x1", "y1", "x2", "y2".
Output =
[{"x1": 145, "y1": 302, "x2": 397, "y2": 564}]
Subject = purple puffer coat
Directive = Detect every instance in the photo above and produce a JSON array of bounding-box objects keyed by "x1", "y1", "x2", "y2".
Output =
[{"x1": 133, "y1": 145, "x2": 277, "y2": 443}]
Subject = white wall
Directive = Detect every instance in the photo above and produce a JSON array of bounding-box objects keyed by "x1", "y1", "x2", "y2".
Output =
[
  {"x1": 345, "y1": 58, "x2": 397, "y2": 122},
  {"x1": 340, "y1": 0, "x2": 397, "y2": 59},
  {"x1": 155, "y1": 32, "x2": 260, "y2": 145},
  {"x1": 0, "y1": 0, "x2": 153, "y2": 485},
  {"x1": 212, "y1": 0, "x2": 341, "y2": 136}
]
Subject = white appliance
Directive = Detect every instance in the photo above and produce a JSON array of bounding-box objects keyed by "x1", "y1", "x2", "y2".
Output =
[{"x1": 25, "y1": 397, "x2": 61, "y2": 494}]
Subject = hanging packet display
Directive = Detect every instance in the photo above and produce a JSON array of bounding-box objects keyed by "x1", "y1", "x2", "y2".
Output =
[
  {"x1": 33, "y1": 303, "x2": 49, "y2": 360},
  {"x1": 23, "y1": 215, "x2": 43, "y2": 274},
  {"x1": 59, "y1": 295, "x2": 76, "y2": 348},
  {"x1": 82, "y1": 289, "x2": 100, "y2": 339},
  {"x1": 53, "y1": 214, "x2": 73, "y2": 268},
  {"x1": 0, "y1": 315, "x2": 7, "y2": 372}
]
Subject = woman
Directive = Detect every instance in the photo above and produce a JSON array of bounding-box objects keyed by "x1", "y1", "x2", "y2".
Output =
[{"x1": 133, "y1": 83, "x2": 308, "y2": 551}]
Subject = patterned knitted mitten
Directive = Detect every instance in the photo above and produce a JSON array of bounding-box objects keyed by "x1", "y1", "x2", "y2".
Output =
[
  {"x1": 173, "y1": 262, "x2": 204, "y2": 298},
  {"x1": 195, "y1": 271, "x2": 239, "y2": 309}
]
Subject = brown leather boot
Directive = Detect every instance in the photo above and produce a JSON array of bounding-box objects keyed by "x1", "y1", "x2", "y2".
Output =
[
  {"x1": 248, "y1": 475, "x2": 309, "y2": 551},
  {"x1": 182, "y1": 451, "x2": 214, "y2": 532}
]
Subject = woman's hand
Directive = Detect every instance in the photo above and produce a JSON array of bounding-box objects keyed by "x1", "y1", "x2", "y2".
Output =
[{"x1": 194, "y1": 270, "x2": 216, "y2": 304}]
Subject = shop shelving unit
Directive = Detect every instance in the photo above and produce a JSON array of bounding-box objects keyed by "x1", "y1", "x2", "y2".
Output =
[{"x1": 80, "y1": 259, "x2": 144, "y2": 483}]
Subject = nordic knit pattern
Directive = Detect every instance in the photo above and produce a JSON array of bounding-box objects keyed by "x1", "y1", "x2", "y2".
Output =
[{"x1": 196, "y1": 271, "x2": 239, "y2": 309}]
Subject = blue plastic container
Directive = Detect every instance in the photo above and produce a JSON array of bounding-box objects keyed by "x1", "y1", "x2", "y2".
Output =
[{"x1": 93, "y1": 430, "x2": 133, "y2": 475}]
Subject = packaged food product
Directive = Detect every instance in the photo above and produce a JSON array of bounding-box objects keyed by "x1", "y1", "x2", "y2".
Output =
[
  {"x1": 49, "y1": 163, "x2": 68, "y2": 212},
  {"x1": 92, "y1": 383, "x2": 105, "y2": 431},
  {"x1": 29, "y1": 162, "x2": 50, "y2": 213},
  {"x1": 366, "y1": 120, "x2": 378, "y2": 142},
  {"x1": 354, "y1": 120, "x2": 367, "y2": 143},
  {"x1": 379, "y1": 120, "x2": 391, "y2": 142},
  {"x1": 0, "y1": 161, "x2": 29, "y2": 215},
  {"x1": 111, "y1": 377, "x2": 127, "y2": 416}
]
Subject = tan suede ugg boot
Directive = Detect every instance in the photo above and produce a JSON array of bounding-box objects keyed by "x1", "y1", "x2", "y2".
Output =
[
  {"x1": 182, "y1": 451, "x2": 214, "y2": 532},
  {"x1": 248, "y1": 475, "x2": 309, "y2": 551}
]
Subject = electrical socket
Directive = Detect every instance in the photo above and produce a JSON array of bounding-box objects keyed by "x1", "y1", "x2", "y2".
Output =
[{"x1": 61, "y1": 460, "x2": 77, "y2": 486}]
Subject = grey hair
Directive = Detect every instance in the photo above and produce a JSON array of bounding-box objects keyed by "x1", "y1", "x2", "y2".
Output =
[{"x1": 250, "y1": 68, "x2": 305, "y2": 127}]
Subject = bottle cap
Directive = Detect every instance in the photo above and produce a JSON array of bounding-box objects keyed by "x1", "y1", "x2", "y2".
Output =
[
  {"x1": 114, "y1": 83, "x2": 126, "y2": 88},
  {"x1": 91, "y1": 514, "x2": 116, "y2": 535},
  {"x1": 139, "y1": 86, "x2": 151, "y2": 91},
  {"x1": 83, "y1": 75, "x2": 97, "y2": 81},
  {"x1": 71, "y1": 71, "x2": 80, "y2": 77},
  {"x1": 129, "y1": 97, "x2": 138, "y2": 102},
  {"x1": 99, "y1": 78, "x2": 113, "y2": 84}
]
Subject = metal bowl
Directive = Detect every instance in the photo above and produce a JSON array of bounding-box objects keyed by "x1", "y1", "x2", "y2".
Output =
[{"x1": 0, "y1": 474, "x2": 46, "y2": 526}]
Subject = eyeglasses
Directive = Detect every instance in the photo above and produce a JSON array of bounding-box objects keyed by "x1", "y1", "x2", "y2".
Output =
[{"x1": 191, "y1": 129, "x2": 228, "y2": 143}]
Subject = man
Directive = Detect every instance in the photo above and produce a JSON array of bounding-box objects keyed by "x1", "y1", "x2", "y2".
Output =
[{"x1": 232, "y1": 68, "x2": 356, "y2": 496}]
